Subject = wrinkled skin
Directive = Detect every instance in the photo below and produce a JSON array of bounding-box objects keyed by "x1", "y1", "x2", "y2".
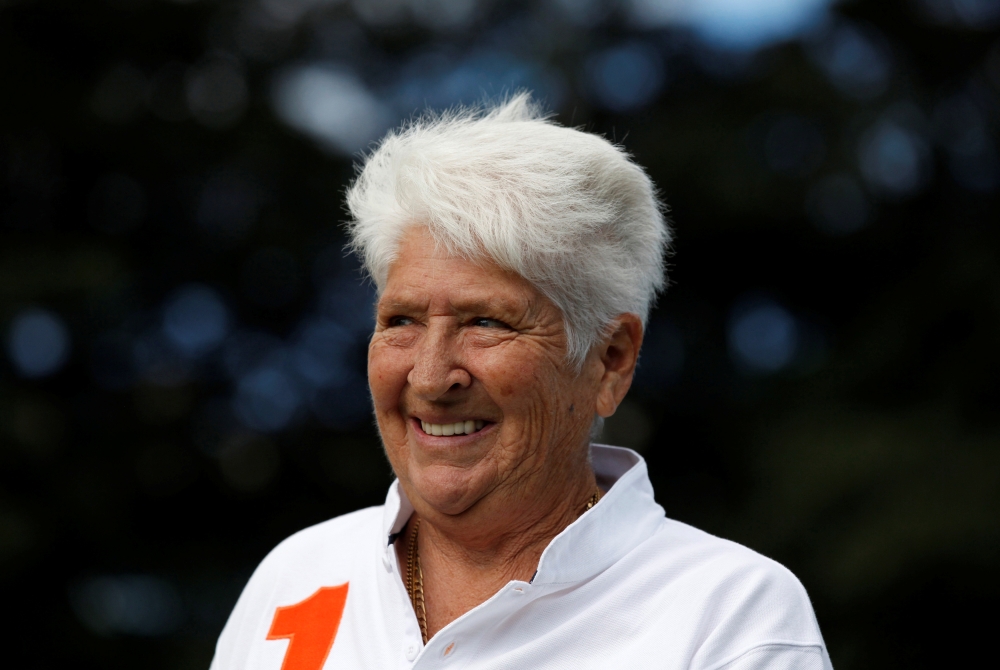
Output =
[{"x1": 368, "y1": 225, "x2": 642, "y2": 638}]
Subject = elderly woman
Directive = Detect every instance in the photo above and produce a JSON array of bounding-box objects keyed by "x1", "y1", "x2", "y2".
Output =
[{"x1": 211, "y1": 95, "x2": 833, "y2": 670}]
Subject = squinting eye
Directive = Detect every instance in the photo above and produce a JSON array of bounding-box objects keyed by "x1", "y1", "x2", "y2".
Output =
[
  {"x1": 472, "y1": 317, "x2": 508, "y2": 329},
  {"x1": 388, "y1": 316, "x2": 415, "y2": 327}
]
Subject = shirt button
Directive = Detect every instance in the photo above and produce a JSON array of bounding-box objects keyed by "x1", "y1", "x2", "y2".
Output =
[{"x1": 405, "y1": 645, "x2": 418, "y2": 661}]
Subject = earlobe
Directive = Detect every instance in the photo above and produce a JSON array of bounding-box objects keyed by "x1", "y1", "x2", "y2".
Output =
[{"x1": 595, "y1": 386, "x2": 619, "y2": 418}]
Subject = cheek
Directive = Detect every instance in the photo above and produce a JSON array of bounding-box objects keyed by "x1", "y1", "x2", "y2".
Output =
[
  {"x1": 474, "y1": 348, "x2": 563, "y2": 416},
  {"x1": 495, "y1": 356, "x2": 595, "y2": 434},
  {"x1": 367, "y1": 342, "x2": 410, "y2": 414}
]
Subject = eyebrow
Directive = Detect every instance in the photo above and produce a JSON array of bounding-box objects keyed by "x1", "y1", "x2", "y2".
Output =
[{"x1": 377, "y1": 293, "x2": 528, "y2": 317}]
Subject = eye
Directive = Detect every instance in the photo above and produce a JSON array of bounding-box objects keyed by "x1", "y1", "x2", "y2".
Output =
[
  {"x1": 471, "y1": 317, "x2": 510, "y2": 329},
  {"x1": 387, "y1": 315, "x2": 416, "y2": 327}
]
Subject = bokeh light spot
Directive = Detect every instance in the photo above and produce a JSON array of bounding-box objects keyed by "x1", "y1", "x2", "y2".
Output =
[
  {"x1": 185, "y1": 53, "x2": 249, "y2": 129},
  {"x1": 628, "y1": 0, "x2": 833, "y2": 51},
  {"x1": 291, "y1": 318, "x2": 354, "y2": 389},
  {"x1": 234, "y1": 366, "x2": 302, "y2": 432},
  {"x1": 271, "y1": 65, "x2": 393, "y2": 155},
  {"x1": 162, "y1": 284, "x2": 230, "y2": 357},
  {"x1": 585, "y1": 42, "x2": 665, "y2": 113},
  {"x1": 390, "y1": 49, "x2": 565, "y2": 114},
  {"x1": 807, "y1": 21, "x2": 892, "y2": 100},
  {"x1": 858, "y1": 116, "x2": 930, "y2": 197},
  {"x1": 6, "y1": 308, "x2": 71, "y2": 379},
  {"x1": 727, "y1": 298, "x2": 800, "y2": 373}
]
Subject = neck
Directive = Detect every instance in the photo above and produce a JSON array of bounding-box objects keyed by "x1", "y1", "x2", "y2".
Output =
[
  {"x1": 395, "y1": 453, "x2": 598, "y2": 640},
  {"x1": 423, "y1": 474, "x2": 596, "y2": 576}
]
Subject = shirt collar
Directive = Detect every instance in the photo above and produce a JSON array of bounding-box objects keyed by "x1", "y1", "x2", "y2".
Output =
[{"x1": 380, "y1": 444, "x2": 666, "y2": 584}]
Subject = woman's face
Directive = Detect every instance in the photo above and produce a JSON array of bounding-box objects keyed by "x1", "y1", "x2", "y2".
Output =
[{"x1": 368, "y1": 226, "x2": 604, "y2": 516}]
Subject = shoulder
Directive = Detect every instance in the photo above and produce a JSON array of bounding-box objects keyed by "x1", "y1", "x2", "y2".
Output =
[
  {"x1": 651, "y1": 518, "x2": 814, "y2": 602},
  {"x1": 641, "y1": 518, "x2": 829, "y2": 665},
  {"x1": 210, "y1": 506, "x2": 385, "y2": 669}
]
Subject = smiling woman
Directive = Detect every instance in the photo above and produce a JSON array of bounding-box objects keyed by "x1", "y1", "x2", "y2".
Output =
[{"x1": 210, "y1": 94, "x2": 833, "y2": 670}]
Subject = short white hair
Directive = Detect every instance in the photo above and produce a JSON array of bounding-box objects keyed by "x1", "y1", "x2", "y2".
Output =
[{"x1": 345, "y1": 93, "x2": 671, "y2": 367}]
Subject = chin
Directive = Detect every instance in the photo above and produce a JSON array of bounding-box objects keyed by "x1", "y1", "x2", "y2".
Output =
[{"x1": 408, "y1": 463, "x2": 491, "y2": 516}]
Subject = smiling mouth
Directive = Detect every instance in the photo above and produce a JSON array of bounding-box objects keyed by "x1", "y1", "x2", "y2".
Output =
[{"x1": 419, "y1": 419, "x2": 487, "y2": 436}]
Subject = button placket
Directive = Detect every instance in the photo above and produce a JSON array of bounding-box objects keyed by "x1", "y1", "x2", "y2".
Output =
[
  {"x1": 381, "y1": 542, "x2": 424, "y2": 666},
  {"x1": 405, "y1": 644, "x2": 419, "y2": 662}
]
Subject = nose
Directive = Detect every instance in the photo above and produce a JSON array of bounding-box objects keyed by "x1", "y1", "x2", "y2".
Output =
[{"x1": 406, "y1": 320, "x2": 472, "y2": 399}]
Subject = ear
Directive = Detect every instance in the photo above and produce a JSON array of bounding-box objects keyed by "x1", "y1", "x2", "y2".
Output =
[{"x1": 594, "y1": 314, "x2": 644, "y2": 418}]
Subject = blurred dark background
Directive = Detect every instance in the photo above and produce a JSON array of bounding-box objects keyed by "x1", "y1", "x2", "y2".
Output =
[{"x1": 1, "y1": 0, "x2": 998, "y2": 667}]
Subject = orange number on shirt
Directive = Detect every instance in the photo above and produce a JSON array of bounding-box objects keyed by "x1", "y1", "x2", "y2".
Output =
[{"x1": 266, "y1": 583, "x2": 349, "y2": 670}]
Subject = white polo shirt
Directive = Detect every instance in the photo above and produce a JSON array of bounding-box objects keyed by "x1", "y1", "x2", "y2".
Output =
[{"x1": 211, "y1": 445, "x2": 834, "y2": 670}]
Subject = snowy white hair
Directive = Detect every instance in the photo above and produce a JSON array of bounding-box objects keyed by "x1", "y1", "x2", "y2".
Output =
[{"x1": 345, "y1": 93, "x2": 671, "y2": 367}]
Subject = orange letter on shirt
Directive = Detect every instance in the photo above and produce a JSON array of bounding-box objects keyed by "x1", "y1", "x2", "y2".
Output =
[{"x1": 266, "y1": 583, "x2": 349, "y2": 670}]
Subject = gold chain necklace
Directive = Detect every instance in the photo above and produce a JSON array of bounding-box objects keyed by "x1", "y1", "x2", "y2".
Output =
[
  {"x1": 405, "y1": 517, "x2": 429, "y2": 644},
  {"x1": 405, "y1": 486, "x2": 602, "y2": 645}
]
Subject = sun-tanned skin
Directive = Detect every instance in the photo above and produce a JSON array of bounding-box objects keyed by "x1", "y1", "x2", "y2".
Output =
[{"x1": 369, "y1": 226, "x2": 643, "y2": 640}]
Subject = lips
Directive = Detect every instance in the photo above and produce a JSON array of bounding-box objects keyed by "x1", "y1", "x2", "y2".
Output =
[{"x1": 419, "y1": 419, "x2": 486, "y2": 436}]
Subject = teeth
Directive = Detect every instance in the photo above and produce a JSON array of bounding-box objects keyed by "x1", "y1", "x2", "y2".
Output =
[{"x1": 420, "y1": 419, "x2": 487, "y2": 436}]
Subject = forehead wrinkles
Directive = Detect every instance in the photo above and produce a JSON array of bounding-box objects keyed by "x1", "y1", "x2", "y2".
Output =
[{"x1": 379, "y1": 275, "x2": 540, "y2": 319}]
